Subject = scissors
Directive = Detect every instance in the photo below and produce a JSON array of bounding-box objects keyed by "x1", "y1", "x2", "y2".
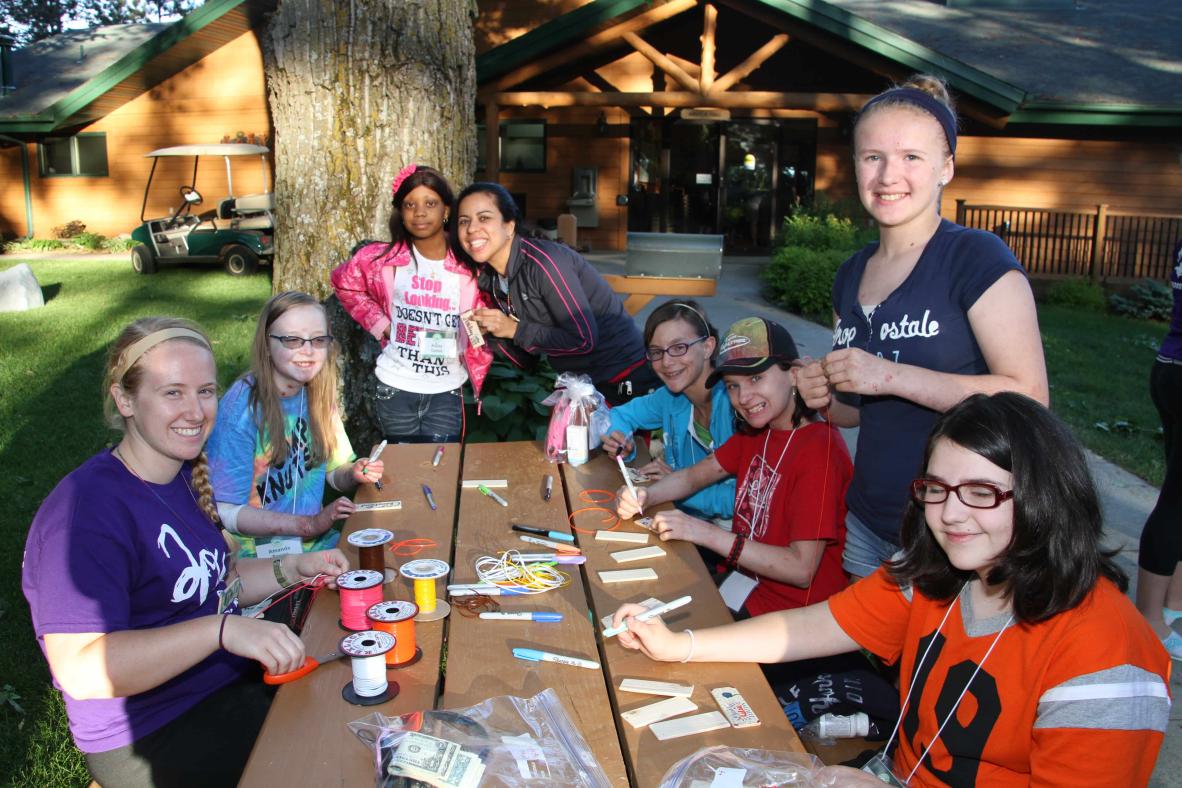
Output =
[{"x1": 263, "y1": 649, "x2": 346, "y2": 685}]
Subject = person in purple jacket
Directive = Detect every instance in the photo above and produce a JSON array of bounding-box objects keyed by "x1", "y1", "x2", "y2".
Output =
[
  {"x1": 1135, "y1": 238, "x2": 1182, "y2": 660},
  {"x1": 22, "y1": 317, "x2": 347, "y2": 787}
]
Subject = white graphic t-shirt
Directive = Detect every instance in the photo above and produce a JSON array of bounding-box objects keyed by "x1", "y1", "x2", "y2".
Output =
[{"x1": 375, "y1": 251, "x2": 468, "y2": 394}]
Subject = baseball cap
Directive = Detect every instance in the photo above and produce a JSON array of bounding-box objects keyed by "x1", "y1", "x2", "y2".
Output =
[{"x1": 705, "y1": 317, "x2": 799, "y2": 388}]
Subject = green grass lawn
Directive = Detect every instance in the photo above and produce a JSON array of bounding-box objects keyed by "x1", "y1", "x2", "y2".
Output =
[
  {"x1": 0, "y1": 257, "x2": 271, "y2": 785},
  {"x1": 1039, "y1": 304, "x2": 1168, "y2": 487}
]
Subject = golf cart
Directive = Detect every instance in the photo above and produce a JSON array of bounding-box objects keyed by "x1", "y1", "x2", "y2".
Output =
[{"x1": 129, "y1": 144, "x2": 274, "y2": 276}]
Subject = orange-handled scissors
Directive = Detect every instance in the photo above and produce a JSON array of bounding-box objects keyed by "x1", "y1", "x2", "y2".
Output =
[{"x1": 263, "y1": 649, "x2": 346, "y2": 685}]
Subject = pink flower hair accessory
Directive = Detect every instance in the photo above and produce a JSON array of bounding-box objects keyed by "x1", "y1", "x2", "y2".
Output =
[{"x1": 391, "y1": 164, "x2": 418, "y2": 197}]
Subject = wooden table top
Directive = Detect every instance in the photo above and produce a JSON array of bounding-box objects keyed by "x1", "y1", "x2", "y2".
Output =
[{"x1": 240, "y1": 442, "x2": 461, "y2": 787}]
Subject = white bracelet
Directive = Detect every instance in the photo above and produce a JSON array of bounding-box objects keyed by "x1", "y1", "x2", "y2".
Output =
[{"x1": 679, "y1": 628, "x2": 695, "y2": 663}]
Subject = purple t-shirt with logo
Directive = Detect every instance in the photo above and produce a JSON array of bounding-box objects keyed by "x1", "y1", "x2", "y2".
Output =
[
  {"x1": 22, "y1": 451, "x2": 251, "y2": 753},
  {"x1": 1159, "y1": 240, "x2": 1182, "y2": 361},
  {"x1": 831, "y1": 220, "x2": 1023, "y2": 542}
]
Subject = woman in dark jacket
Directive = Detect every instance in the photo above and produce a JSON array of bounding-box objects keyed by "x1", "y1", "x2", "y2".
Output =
[{"x1": 453, "y1": 181, "x2": 658, "y2": 405}]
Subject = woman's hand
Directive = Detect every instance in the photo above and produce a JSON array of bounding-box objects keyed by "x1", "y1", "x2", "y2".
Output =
[
  {"x1": 822, "y1": 348, "x2": 895, "y2": 397},
  {"x1": 220, "y1": 615, "x2": 306, "y2": 676},
  {"x1": 352, "y1": 457, "x2": 384, "y2": 486},
  {"x1": 616, "y1": 485, "x2": 647, "y2": 519},
  {"x1": 651, "y1": 510, "x2": 708, "y2": 544},
  {"x1": 291, "y1": 549, "x2": 349, "y2": 589},
  {"x1": 611, "y1": 603, "x2": 691, "y2": 662},
  {"x1": 600, "y1": 430, "x2": 634, "y2": 457},
  {"x1": 301, "y1": 497, "x2": 356, "y2": 537},
  {"x1": 637, "y1": 457, "x2": 673, "y2": 481},
  {"x1": 472, "y1": 308, "x2": 518, "y2": 340},
  {"x1": 798, "y1": 359, "x2": 833, "y2": 410}
]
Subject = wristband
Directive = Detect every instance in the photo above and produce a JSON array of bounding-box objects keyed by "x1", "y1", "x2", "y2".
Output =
[
  {"x1": 726, "y1": 534, "x2": 746, "y2": 570},
  {"x1": 273, "y1": 557, "x2": 291, "y2": 587},
  {"x1": 218, "y1": 612, "x2": 231, "y2": 651},
  {"x1": 680, "y1": 629, "x2": 695, "y2": 663}
]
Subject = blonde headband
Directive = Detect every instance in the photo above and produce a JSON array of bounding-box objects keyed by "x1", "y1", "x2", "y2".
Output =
[{"x1": 114, "y1": 328, "x2": 211, "y2": 383}]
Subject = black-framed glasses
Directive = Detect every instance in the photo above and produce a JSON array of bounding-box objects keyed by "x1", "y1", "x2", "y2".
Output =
[
  {"x1": 645, "y1": 336, "x2": 708, "y2": 362},
  {"x1": 269, "y1": 334, "x2": 334, "y2": 350},
  {"x1": 910, "y1": 479, "x2": 1014, "y2": 510}
]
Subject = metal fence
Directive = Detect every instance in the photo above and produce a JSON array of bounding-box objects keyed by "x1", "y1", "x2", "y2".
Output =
[{"x1": 955, "y1": 200, "x2": 1182, "y2": 282}]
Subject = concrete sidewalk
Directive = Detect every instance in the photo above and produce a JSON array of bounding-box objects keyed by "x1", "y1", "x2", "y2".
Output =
[{"x1": 590, "y1": 253, "x2": 1180, "y2": 786}]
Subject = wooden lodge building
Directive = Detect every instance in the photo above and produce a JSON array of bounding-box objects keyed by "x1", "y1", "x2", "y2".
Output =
[{"x1": 2, "y1": 0, "x2": 1181, "y2": 278}]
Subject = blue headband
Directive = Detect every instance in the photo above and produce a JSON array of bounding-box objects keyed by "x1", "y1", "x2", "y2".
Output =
[{"x1": 860, "y1": 87, "x2": 957, "y2": 157}]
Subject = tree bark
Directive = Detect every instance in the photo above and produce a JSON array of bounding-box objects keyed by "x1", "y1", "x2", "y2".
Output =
[{"x1": 260, "y1": 0, "x2": 476, "y2": 450}]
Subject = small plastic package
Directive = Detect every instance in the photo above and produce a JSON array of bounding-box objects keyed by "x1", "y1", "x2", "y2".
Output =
[
  {"x1": 348, "y1": 688, "x2": 612, "y2": 788},
  {"x1": 659, "y1": 745, "x2": 824, "y2": 787},
  {"x1": 542, "y1": 373, "x2": 610, "y2": 465}
]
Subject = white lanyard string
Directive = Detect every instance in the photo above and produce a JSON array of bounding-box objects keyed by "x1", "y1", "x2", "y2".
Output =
[
  {"x1": 882, "y1": 582, "x2": 1014, "y2": 785},
  {"x1": 745, "y1": 427, "x2": 795, "y2": 537}
]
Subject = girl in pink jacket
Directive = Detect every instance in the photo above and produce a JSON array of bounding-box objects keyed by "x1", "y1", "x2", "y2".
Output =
[{"x1": 331, "y1": 165, "x2": 491, "y2": 442}]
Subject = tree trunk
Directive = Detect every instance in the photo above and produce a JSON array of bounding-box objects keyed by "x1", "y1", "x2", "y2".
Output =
[{"x1": 260, "y1": 0, "x2": 476, "y2": 449}]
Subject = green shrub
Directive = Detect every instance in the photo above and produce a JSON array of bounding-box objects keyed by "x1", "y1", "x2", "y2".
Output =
[
  {"x1": 50, "y1": 220, "x2": 85, "y2": 239},
  {"x1": 464, "y1": 357, "x2": 556, "y2": 442},
  {"x1": 1044, "y1": 280, "x2": 1106, "y2": 312},
  {"x1": 102, "y1": 237, "x2": 138, "y2": 253},
  {"x1": 762, "y1": 245, "x2": 849, "y2": 323},
  {"x1": 73, "y1": 231, "x2": 106, "y2": 250},
  {"x1": 3, "y1": 238, "x2": 66, "y2": 253},
  {"x1": 1109, "y1": 279, "x2": 1173, "y2": 321},
  {"x1": 778, "y1": 214, "x2": 856, "y2": 251}
]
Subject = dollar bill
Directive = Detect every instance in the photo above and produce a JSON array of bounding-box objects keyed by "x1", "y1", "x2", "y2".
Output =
[{"x1": 388, "y1": 732, "x2": 460, "y2": 782}]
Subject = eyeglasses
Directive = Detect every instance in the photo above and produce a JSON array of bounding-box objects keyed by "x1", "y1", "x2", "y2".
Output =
[
  {"x1": 269, "y1": 335, "x2": 334, "y2": 350},
  {"x1": 645, "y1": 336, "x2": 708, "y2": 362},
  {"x1": 910, "y1": 479, "x2": 1014, "y2": 510}
]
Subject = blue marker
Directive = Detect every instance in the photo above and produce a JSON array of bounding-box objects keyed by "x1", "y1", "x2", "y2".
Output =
[
  {"x1": 422, "y1": 484, "x2": 437, "y2": 511},
  {"x1": 511, "y1": 524, "x2": 574, "y2": 543},
  {"x1": 512, "y1": 648, "x2": 599, "y2": 669},
  {"x1": 479, "y1": 611, "x2": 563, "y2": 622}
]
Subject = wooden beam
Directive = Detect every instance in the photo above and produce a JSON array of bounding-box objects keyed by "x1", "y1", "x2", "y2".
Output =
[
  {"x1": 497, "y1": 90, "x2": 874, "y2": 111},
  {"x1": 711, "y1": 34, "x2": 789, "y2": 94},
  {"x1": 622, "y1": 32, "x2": 699, "y2": 93},
  {"x1": 700, "y1": 3, "x2": 717, "y2": 93},
  {"x1": 572, "y1": 74, "x2": 651, "y2": 117},
  {"x1": 483, "y1": 0, "x2": 698, "y2": 93},
  {"x1": 484, "y1": 99, "x2": 500, "y2": 182}
]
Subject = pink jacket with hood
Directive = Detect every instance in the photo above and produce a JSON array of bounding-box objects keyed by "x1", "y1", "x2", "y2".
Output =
[{"x1": 331, "y1": 241, "x2": 493, "y2": 397}]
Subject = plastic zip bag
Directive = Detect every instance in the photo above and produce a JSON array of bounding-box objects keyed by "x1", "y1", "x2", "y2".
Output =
[
  {"x1": 347, "y1": 688, "x2": 612, "y2": 787},
  {"x1": 659, "y1": 745, "x2": 824, "y2": 787},
  {"x1": 541, "y1": 373, "x2": 610, "y2": 464}
]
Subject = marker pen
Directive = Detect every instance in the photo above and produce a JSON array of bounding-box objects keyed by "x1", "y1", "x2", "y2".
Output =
[
  {"x1": 616, "y1": 453, "x2": 642, "y2": 515},
  {"x1": 603, "y1": 594, "x2": 693, "y2": 638},
  {"x1": 448, "y1": 587, "x2": 527, "y2": 597},
  {"x1": 515, "y1": 553, "x2": 586, "y2": 565},
  {"x1": 512, "y1": 648, "x2": 600, "y2": 670},
  {"x1": 479, "y1": 611, "x2": 563, "y2": 622},
  {"x1": 478, "y1": 484, "x2": 508, "y2": 507},
  {"x1": 511, "y1": 524, "x2": 574, "y2": 543},
  {"x1": 518, "y1": 534, "x2": 580, "y2": 553},
  {"x1": 367, "y1": 440, "x2": 387, "y2": 491},
  {"x1": 432, "y1": 445, "x2": 445, "y2": 467},
  {"x1": 543, "y1": 474, "x2": 553, "y2": 501},
  {"x1": 421, "y1": 484, "x2": 437, "y2": 511}
]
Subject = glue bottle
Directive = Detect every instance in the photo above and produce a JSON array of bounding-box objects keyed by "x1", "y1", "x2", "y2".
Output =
[
  {"x1": 800, "y1": 712, "x2": 870, "y2": 741},
  {"x1": 566, "y1": 399, "x2": 589, "y2": 466}
]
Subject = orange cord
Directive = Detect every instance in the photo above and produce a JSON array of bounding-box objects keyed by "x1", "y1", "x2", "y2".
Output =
[
  {"x1": 388, "y1": 538, "x2": 438, "y2": 557},
  {"x1": 579, "y1": 489, "x2": 616, "y2": 505},
  {"x1": 568, "y1": 505, "x2": 621, "y2": 534}
]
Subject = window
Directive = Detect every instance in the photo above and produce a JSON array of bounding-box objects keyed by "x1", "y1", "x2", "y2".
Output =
[
  {"x1": 38, "y1": 133, "x2": 108, "y2": 177},
  {"x1": 475, "y1": 121, "x2": 547, "y2": 173}
]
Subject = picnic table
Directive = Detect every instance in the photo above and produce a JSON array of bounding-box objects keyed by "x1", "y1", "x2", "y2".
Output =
[{"x1": 239, "y1": 441, "x2": 806, "y2": 787}]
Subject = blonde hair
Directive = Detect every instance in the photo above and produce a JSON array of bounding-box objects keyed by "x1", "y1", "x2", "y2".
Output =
[
  {"x1": 857, "y1": 73, "x2": 958, "y2": 159},
  {"x1": 248, "y1": 291, "x2": 340, "y2": 467},
  {"x1": 103, "y1": 317, "x2": 220, "y2": 525}
]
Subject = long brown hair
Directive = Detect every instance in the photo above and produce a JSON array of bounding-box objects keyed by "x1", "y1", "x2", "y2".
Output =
[
  {"x1": 103, "y1": 316, "x2": 221, "y2": 525},
  {"x1": 248, "y1": 291, "x2": 340, "y2": 467}
]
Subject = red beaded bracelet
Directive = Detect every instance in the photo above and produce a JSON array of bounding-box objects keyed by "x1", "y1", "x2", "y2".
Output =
[{"x1": 726, "y1": 533, "x2": 746, "y2": 570}]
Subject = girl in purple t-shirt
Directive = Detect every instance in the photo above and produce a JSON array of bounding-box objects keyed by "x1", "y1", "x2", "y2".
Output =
[
  {"x1": 797, "y1": 74, "x2": 1049, "y2": 577},
  {"x1": 22, "y1": 317, "x2": 348, "y2": 787}
]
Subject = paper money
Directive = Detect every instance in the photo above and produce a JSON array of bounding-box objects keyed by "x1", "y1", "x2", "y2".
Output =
[{"x1": 386, "y1": 731, "x2": 484, "y2": 788}]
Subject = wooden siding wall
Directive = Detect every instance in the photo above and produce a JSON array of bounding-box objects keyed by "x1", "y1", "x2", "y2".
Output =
[
  {"x1": 0, "y1": 31, "x2": 269, "y2": 239},
  {"x1": 494, "y1": 106, "x2": 631, "y2": 252}
]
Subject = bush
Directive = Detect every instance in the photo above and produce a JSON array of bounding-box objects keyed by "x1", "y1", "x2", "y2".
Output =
[
  {"x1": 762, "y1": 245, "x2": 849, "y2": 323},
  {"x1": 464, "y1": 357, "x2": 556, "y2": 442},
  {"x1": 1044, "y1": 280, "x2": 1106, "y2": 312},
  {"x1": 51, "y1": 220, "x2": 86, "y2": 239},
  {"x1": 3, "y1": 238, "x2": 65, "y2": 253},
  {"x1": 74, "y1": 231, "x2": 106, "y2": 250},
  {"x1": 1109, "y1": 279, "x2": 1173, "y2": 321},
  {"x1": 103, "y1": 237, "x2": 138, "y2": 253},
  {"x1": 778, "y1": 213, "x2": 868, "y2": 252}
]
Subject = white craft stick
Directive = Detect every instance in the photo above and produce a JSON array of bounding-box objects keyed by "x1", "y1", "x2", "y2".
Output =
[
  {"x1": 711, "y1": 687, "x2": 761, "y2": 728},
  {"x1": 461, "y1": 479, "x2": 508, "y2": 489},
  {"x1": 354, "y1": 500, "x2": 402, "y2": 512},
  {"x1": 619, "y1": 678, "x2": 694, "y2": 697},
  {"x1": 601, "y1": 597, "x2": 662, "y2": 629},
  {"x1": 649, "y1": 711, "x2": 731, "y2": 741},
  {"x1": 610, "y1": 545, "x2": 666, "y2": 563},
  {"x1": 621, "y1": 696, "x2": 698, "y2": 729},
  {"x1": 595, "y1": 530, "x2": 649, "y2": 544},
  {"x1": 599, "y1": 568, "x2": 657, "y2": 583}
]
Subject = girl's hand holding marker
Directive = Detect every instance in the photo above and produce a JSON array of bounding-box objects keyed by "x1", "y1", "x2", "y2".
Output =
[
  {"x1": 354, "y1": 439, "x2": 387, "y2": 488},
  {"x1": 610, "y1": 602, "x2": 690, "y2": 662},
  {"x1": 616, "y1": 484, "x2": 647, "y2": 520}
]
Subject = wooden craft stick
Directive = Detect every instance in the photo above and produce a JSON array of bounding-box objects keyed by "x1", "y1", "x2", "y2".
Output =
[
  {"x1": 620, "y1": 696, "x2": 698, "y2": 729},
  {"x1": 461, "y1": 479, "x2": 508, "y2": 489},
  {"x1": 619, "y1": 678, "x2": 693, "y2": 697},
  {"x1": 595, "y1": 530, "x2": 649, "y2": 544},
  {"x1": 598, "y1": 568, "x2": 657, "y2": 583},
  {"x1": 610, "y1": 545, "x2": 666, "y2": 563},
  {"x1": 649, "y1": 711, "x2": 730, "y2": 741},
  {"x1": 354, "y1": 500, "x2": 402, "y2": 512}
]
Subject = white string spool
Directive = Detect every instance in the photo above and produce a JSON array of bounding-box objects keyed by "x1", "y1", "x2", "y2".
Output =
[{"x1": 339, "y1": 630, "x2": 396, "y2": 704}]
